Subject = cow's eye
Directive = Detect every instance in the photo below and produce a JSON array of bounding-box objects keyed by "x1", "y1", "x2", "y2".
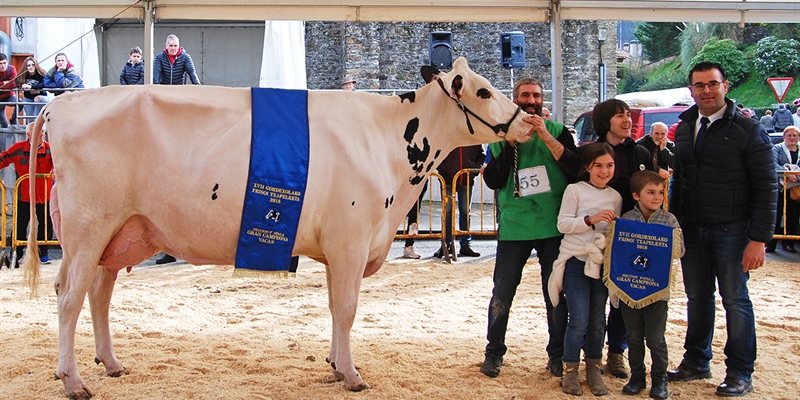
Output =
[{"x1": 477, "y1": 88, "x2": 491, "y2": 99}]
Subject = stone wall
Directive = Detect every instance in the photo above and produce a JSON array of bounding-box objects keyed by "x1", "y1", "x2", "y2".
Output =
[{"x1": 305, "y1": 20, "x2": 617, "y2": 124}]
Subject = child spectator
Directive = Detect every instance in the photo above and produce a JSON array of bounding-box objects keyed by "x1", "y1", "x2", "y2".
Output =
[
  {"x1": 548, "y1": 142, "x2": 622, "y2": 396},
  {"x1": 120, "y1": 46, "x2": 145, "y2": 85},
  {"x1": 617, "y1": 170, "x2": 685, "y2": 399}
]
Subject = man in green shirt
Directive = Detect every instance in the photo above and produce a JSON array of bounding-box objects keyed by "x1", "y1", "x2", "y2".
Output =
[{"x1": 480, "y1": 78, "x2": 580, "y2": 378}]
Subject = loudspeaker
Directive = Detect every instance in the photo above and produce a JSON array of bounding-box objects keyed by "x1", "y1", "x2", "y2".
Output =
[
  {"x1": 429, "y1": 31, "x2": 453, "y2": 69},
  {"x1": 500, "y1": 31, "x2": 526, "y2": 69}
]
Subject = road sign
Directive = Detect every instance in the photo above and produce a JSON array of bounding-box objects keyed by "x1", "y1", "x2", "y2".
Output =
[{"x1": 767, "y1": 77, "x2": 794, "y2": 103}]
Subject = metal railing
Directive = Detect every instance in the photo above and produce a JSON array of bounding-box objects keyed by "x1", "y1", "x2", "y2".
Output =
[
  {"x1": 12, "y1": 173, "x2": 59, "y2": 248},
  {"x1": 1, "y1": 88, "x2": 85, "y2": 125}
]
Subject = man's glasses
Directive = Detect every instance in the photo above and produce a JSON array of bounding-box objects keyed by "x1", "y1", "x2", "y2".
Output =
[{"x1": 691, "y1": 81, "x2": 722, "y2": 91}]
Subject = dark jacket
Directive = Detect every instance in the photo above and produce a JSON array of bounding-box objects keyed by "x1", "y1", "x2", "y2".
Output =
[
  {"x1": 437, "y1": 145, "x2": 486, "y2": 187},
  {"x1": 671, "y1": 98, "x2": 778, "y2": 243},
  {"x1": 153, "y1": 48, "x2": 200, "y2": 85},
  {"x1": 119, "y1": 59, "x2": 145, "y2": 85},
  {"x1": 593, "y1": 136, "x2": 655, "y2": 214},
  {"x1": 774, "y1": 107, "x2": 793, "y2": 131},
  {"x1": 636, "y1": 135, "x2": 675, "y2": 171},
  {"x1": 20, "y1": 72, "x2": 47, "y2": 100}
]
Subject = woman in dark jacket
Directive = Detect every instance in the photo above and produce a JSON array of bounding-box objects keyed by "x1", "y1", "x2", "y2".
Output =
[{"x1": 15, "y1": 56, "x2": 49, "y2": 121}]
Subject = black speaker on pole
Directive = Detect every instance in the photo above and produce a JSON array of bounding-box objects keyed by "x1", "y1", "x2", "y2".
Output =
[
  {"x1": 500, "y1": 31, "x2": 526, "y2": 69},
  {"x1": 429, "y1": 31, "x2": 453, "y2": 69}
]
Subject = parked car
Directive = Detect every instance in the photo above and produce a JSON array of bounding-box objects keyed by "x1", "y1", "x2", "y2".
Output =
[{"x1": 572, "y1": 105, "x2": 689, "y2": 145}]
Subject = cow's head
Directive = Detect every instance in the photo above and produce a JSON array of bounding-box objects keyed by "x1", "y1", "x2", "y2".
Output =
[{"x1": 422, "y1": 57, "x2": 532, "y2": 145}]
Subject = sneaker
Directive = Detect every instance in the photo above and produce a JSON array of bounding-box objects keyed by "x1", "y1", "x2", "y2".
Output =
[
  {"x1": 408, "y1": 222, "x2": 419, "y2": 236},
  {"x1": 480, "y1": 355, "x2": 503, "y2": 377},
  {"x1": 402, "y1": 245, "x2": 421, "y2": 259},
  {"x1": 459, "y1": 243, "x2": 481, "y2": 257},
  {"x1": 606, "y1": 352, "x2": 630, "y2": 379},
  {"x1": 155, "y1": 254, "x2": 177, "y2": 265},
  {"x1": 40, "y1": 256, "x2": 52, "y2": 265}
]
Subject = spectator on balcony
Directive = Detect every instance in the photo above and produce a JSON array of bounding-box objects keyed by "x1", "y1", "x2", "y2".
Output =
[
  {"x1": 0, "y1": 53, "x2": 19, "y2": 128},
  {"x1": 44, "y1": 53, "x2": 84, "y2": 96},
  {"x1": 15, "y1": 56, "x2": 49, "y2": 121},
  {"x1": 153, "y1": 34, "x2": 200, "y2": 85},
  {"x1": 119, "y1": 46, "x2": 145, "y2": 85}
]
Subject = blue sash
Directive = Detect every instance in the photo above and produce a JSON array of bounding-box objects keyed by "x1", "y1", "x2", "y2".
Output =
[
  {"x1": 235, "y1": 88, "x2": 309, "y2": 276},
  {"x1": 603, "y1": 219, "x2": 680, "y2": 308}
]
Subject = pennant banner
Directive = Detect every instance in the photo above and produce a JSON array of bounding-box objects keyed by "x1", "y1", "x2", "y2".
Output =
[
  {"x1": 235, "y1": 88, "x2": 309, "y2": 277},
  {"x1": 603, "y1": 219, "x2": 681, "y2": 309}
]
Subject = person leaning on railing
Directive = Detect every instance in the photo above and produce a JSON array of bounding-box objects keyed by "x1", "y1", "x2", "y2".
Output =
[
  {"x1": 43, "y1": 53, "x2": 84, "y2": 96},
  {"x1": 15, "y1": 56, "x2": 50, "y2": 121},
  {"x1": 0, "y1": 123, "x2": 56, "y2": 268},
  {"x1": 0, "y1": 52, "x2": 20, "y2": 128}
]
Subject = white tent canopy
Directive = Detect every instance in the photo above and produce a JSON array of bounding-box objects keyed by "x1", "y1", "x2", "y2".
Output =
[{"x1": 2, "y1": 0, "x2": 797, "y2": 23}]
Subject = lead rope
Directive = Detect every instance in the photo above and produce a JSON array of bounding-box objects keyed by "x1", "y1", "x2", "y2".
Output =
[{"x1": 513, "y1": 145, "x2": 520, "y2": 198}]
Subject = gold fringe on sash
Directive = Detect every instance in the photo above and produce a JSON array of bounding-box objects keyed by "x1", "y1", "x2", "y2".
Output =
[
  {"x1": 232, "y1": 268, "x2": 296, "y2": 279},
  {"x1": 603, "y1": 220, "x2": 680, "y2": 309}
]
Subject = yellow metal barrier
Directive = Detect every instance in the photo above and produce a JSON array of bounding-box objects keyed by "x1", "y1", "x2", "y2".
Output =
[
  {"x1": 395, "y1": 173, "x2": 447, "y2": 242},
  {"x1": 773, "y1": 170, "x2": 800, "y2": 241},
  {"x1": 12, "y1": 173, "x2": 59, "y2": 248},
  {"x1": 451, "y1": 168, "x2": 497, "y2": 240}
]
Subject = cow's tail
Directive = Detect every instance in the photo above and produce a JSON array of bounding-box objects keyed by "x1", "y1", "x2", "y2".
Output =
[{"x1": 23, "y1": 109, "x2": 48, "y2": 297}]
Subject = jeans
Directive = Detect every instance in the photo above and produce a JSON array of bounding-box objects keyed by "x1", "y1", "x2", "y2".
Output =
[
  {"x1": 485, "y1": 237, "x2": 567, "y2": 362},
  {"x1": 15, "y1": 199, "x2": 53, "y2": 260},
  {"x1": 404, "y1": 184, "x2": 427, "y2": 247},
  {"x1": 620, "y1": 301, "x2": 668, "y2": 377},
  {"x1": 21, "y1": 96, "x2": 49, "y2": 124},
  {"x1": 1, "y1": 94, "x2": 19, "y2": 127},
  {"x1": 562, "y1": 256, "x2": 608, "y2": 363},
  {"x1": 680, "y1": 220, "x2": 755, "y2": 382},
  {"x1": 769, "y1": 190, "x2": 799, "y2": 249},
  {"x1": 444, "y1": 184, "x2": 471, "y2": 247}
]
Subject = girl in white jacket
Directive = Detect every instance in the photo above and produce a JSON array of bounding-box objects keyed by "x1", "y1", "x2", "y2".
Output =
[{"x1": 549, "y1": 142, "x2": 622, "y2": 396}]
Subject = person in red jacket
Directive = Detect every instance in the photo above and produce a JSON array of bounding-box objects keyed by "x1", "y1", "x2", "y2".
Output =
[
  {"x1": 0, "y1": 123, "x2": 55, "y2": 267},
  {"x1": 0, "y1": 53, "x2": 20, "y2": 128}
]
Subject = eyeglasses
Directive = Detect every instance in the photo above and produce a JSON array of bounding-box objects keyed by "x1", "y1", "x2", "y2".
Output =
[{"x1": 691, "y1": 81, "x2": 722, "y2": 91}]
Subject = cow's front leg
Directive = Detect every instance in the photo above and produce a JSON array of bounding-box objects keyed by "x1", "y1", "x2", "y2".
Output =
[
  {"x1": 55, "y1": 257, "x2": 97, "y2": 399},
  {"x1": 88, "y1": 266, "x2": 128, "y2": 377},
  {"x1": 325, "y1": 261, "x2": 370, "y2": 391}
]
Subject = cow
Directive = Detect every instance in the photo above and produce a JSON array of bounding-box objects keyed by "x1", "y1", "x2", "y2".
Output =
[{"x1": 23, "y1": 57, "x2": 533, "y2": 399}]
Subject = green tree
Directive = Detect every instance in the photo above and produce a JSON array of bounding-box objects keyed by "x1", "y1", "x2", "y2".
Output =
[
  {"x1": 754, "y1": 36, "x2": 800, "y2": 80},
  {"x1": 679, "y1": 23, "x2": 743, "y2": 72},
  {"x1": 763, "y1": 23, "x2": 800, "y2": 41},
  {"x1": 690, "y1": 37, "x2": 748, "y2": 85},
  {"x1": 634, "y1": 22, "x2": 681, "y2": 61}
]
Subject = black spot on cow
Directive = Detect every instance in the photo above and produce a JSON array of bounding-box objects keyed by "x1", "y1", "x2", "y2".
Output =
[
  {"x1": 477, "y1": 88, "x2": 491, "y2": 99},
  {"x1": 351, "y1": 201, "x2": 355, "y2": 206},
  {"x1": 385, "y1": 198, "x2": 389, "y2": 208},
  {"x1": 211, "y1": 193, "x2": 218, "y2": 200},
  {"x1": 211, "y1": 183, "x2": 219, "y2": 200},
  {"x1": 213, "y1": 183, "x2": 219, "y2": 191},
  {"x1": 399, "y1": 92, "x2": 416, "y2": 104},
  {"x1": 425, "y1": 161, "x2": 434, "y2": 172},
  {"x1": 409, "y1": 175, "x2": 425, "y2": 185},
  {"x1": 407, "y1": 137, "x2": 430, "y2": 175},
  {"x1": 434, "y1": 149, "x2": 441, "y2": 159},
  {"x1": 403, "y1": 118, "x2": 419, "y2": 143},
  {"x1": 390, "y1": 195, "x2": 394, "y2": 205}
]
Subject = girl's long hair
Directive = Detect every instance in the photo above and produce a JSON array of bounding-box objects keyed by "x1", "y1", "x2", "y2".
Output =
[
  {"x1": 15, "y1": 56, "x2": 47, "y2": 87},
  {"x1": 577, "y1": 142, "x2": 615, "y2": 182}
]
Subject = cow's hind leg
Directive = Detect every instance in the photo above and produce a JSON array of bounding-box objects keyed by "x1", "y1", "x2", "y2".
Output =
[
  {"x1": 88, "y1": 267, "x2": 128, "y2": 378},
  {"x1": 54, "y1": 253, "x2": 100, "y2": 399},
  {"x1": 324, "y1": 257, "x2": 370, "y2": 391}
]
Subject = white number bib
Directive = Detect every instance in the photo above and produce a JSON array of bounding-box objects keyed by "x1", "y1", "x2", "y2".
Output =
[{"x1": 517, "y1": 165, "x2": 551, "y2": 197}]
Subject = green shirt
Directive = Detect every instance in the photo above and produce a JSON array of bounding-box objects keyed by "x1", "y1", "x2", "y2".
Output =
[{"x1": 490, "y1": 120, "x2": 569, "y2": 241}]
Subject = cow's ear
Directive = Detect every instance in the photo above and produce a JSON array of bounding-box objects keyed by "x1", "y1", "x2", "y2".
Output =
[
  {"x1": 451, "y1": 75, "x2": 463, "y2": 99},
  {"x1": 420, "y1": 66, "x2": 441, "y2": 84}
]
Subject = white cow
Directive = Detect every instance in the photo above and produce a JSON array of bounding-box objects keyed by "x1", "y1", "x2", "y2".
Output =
[{"x1": 24, "y1": 58, "x2": 533, "y2": 399}]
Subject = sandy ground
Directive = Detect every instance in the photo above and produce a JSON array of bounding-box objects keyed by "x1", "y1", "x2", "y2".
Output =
[{"x1": 1, "y1": 241, "x2": 799, "y2": 400}]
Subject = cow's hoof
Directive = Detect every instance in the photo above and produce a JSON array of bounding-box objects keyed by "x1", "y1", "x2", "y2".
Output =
[
  {"x1": 66, "y1": 387, "x2": 94, "y2": 400},
  {"x1": 106, "y1": 366, "x2": 129, "y2": 378},
  {"x1": 345, "y1": 380, "x2": 371, "y2": 392}
]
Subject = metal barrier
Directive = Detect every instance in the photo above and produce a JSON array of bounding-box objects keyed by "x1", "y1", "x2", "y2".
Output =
[
  {"x1": 774, "y1": 170, "x2": 800, "y2": 241},
  {"x1": 452, "y1": 168, "x2": 498, "y2": 239},
  {"x1": 1, "y1": 88, "x2": 84, "y2": 125},
  {"x1": 12, "y1": 173, "x2": 59, "y2": 248},
  {"x1": 395, "y1": 173, "x2": 448, "y2": 243}
]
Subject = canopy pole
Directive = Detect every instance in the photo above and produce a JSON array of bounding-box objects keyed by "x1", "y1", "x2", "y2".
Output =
[
  {"x1": 144, "y1": 0, "x2": 154, "y2": 84},
  {"x1": 549, "y1": 0, "x2": 564, "y2": 123}
]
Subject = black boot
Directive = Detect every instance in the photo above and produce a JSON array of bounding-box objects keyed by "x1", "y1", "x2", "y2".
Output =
[
  {"x1": 623, "y1": 374, "x2": 647, "y2": 395},
  {"x1": 650, "y1": 374, "x2": 669, "y2": 399},
  {"x1": 155, "y1": 253, "x2": 177, "y2": 264}
]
